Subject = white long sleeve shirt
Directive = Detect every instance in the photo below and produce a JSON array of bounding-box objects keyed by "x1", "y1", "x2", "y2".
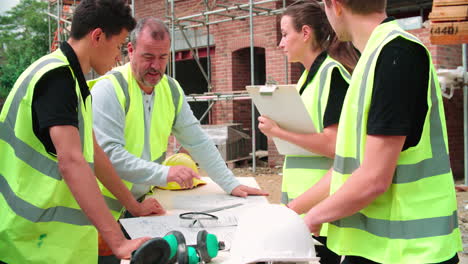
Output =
[{"x1": 91, "y1": 77, "x2": 240, "y2": 199}]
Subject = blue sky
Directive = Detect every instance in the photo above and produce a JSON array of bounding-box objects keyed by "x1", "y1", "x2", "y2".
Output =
[{"x1": 0, "y1": 0, "x2": 19, "y2": 14}]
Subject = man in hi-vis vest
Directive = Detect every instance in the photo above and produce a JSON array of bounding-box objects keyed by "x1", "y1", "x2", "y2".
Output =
[
  {"x1": 288, "y1": 0, "x2": 462, "y2": 263},
  {"x1": 0, "y1": 1, "x2": 165, "y2": 264},
  {"x1": 90, "y1": 18, "x2": 268, "y2": 220}
]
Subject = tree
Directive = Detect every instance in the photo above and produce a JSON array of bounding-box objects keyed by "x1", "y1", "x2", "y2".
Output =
[{"x1": 0, "y1": 0, "x2": 51, "y2": 98}]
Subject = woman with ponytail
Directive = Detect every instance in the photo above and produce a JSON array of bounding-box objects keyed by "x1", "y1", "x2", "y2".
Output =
[{"x1": 258, "y1": 1, "x2": 358, "y2": 263}]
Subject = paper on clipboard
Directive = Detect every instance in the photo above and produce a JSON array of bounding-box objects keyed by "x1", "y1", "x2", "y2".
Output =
[{"x1": 247, "y1": 84, "x2": 316, "y2": 156}]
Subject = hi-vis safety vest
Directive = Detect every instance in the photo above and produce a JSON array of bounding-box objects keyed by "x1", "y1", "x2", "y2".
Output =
[
  {"x1": 89, "y1": 63, "x2": 183, "y2": 219},
  {"x1": 281, "y1": 55, "x2": 350, "y2": 237},
  {"x1": 0, "y1": 49, "x2": 96, "y2": 264},
  {"x1": 327, "y1": 21, "x2": 462, "y2": 264}
]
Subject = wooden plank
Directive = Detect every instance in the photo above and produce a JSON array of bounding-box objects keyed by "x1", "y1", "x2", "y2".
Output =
[
  {"x1": 434, "y1": 0, "x2": 468, "y2": 6},
  {"x1": 430, "y1": 21, "x2": 468, "y2": 44},
  {"x1": 429, "y1": 5, "x2": 468, "y2": 22},
  {"x1": 431, "y1": 34, "x2": 468, "y2": 44}
]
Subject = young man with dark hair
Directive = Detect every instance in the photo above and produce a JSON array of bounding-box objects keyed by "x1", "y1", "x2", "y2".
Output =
[
  {"x1": 0, "y1": 1, "x2": 164, "y2": 263},
  {"x1": 289, "y1": 0, "x2": 463, "y2": 263}
]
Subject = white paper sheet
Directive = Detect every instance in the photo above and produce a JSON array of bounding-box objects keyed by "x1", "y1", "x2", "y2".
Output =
[
  {"x1": 171, "y1": 193, "x2": 267, "y2": 211},
  {"x1": 120, "y1": 211, "x2": 238, "y2": 248},
  {"x1": 121, "y1": 178, "x2": 269, "y2": 253}
]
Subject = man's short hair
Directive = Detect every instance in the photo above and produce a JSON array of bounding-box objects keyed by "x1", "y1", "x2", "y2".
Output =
[
  {"x1": 324, "y1": 0, "x2": 387, "y2": 15},
  {"x1": 70, "y1": 0, "x2": 136, "y2": 40},
  {"x1": 130, "y1": 18, "x2": 171, "y2": 48}
]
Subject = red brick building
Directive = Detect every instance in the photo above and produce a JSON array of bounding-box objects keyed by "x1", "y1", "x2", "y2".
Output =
[{"x1": 134, "y1": 0, "x2": 465, "y2": 179}]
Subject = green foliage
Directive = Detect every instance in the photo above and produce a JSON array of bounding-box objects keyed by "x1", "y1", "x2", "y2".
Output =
[{"x1": 0, "y1": 0, "x2": 51, "y2": 98}]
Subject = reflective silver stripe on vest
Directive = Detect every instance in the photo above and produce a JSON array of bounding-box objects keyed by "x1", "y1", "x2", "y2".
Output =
[
  {"x1": 0, "y1": 173, "x2": 91, "y2": 226},
  {"x1": 333, "y1": 31, "x2": 451, "y2": 184},
  {"x1": 109, "y1": 71, "x2": 180, "y2": 117},
  {"x1": 0, "y1": 122, "x2": 61, "y2": 180},
  {"x1": 333, "y1": 30, "x2": 397, "y2": 175},
  {"x1": 0, "y1": 58, "x2": 63, "y2": 180},
  {"x1": 103, "y1": 71, "x2": 177, "y2": 213},
  {"x1": 340, "y1": 66, "x2": 351, "y2": 80},
  {"x1": 331, "y1": 30, "x2": 458, "y2": 239},
  {"x1": 281, "y1": 192, "x2": 290, "y2": 204},
  {"x1": 285, "y1": 62, "x2": 339, "y2": 171},
  {"x1": 1, "y1": 58, "x2": 93, "y2": 179},
  {"x1": 108, "y1": 71, "x2": 130, "y2": 114},
  {"x1": 108, "y1": 71, "x2": 170, "y2": 163},
  {"x1": 167, "y1": 76, "x2": 181, "y2": 126},
  {"x1": 104, "y1": 195, "x2": 125, "y2": 212},
  {"x1": 317, "y1": 62, "x2": 339, "y2": 132},
  {"x1": 77, "y1": 96, "x2": 94, "y2": 171},
  {"x1": 167, "y1": 77, "x2": 181, "y2": 112},
  {"x1": 333, "y1": 155, "x2": 359, "y2": 175},
  {"x1": 5, "y1": 58, "x2": 63, "y2": 127},
  {"x1": 284, "y1": 156, "x2": 333, "y2": 170},
  {"x1": 331, "y1": 210, "x2": 458, "y2": 239}
]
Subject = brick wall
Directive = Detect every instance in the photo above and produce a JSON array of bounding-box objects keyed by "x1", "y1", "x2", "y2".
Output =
[
  {"x1": 232, "y1": 47, "x2": 254, "y2": 130},
  {"x1": 138, "y1": 1, "x2": 465, "y2": 172},
  {"x1": 139, "y1": 0, "x2": 295, "y2": 165}
]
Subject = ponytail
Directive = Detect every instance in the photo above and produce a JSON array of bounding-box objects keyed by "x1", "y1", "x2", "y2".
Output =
[{"x1": 327, "y1": 34, "x2": 359, "y2": 73}]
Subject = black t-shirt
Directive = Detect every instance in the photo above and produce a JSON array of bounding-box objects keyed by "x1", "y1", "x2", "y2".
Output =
[
  {"x1": 32, "y1": 41, "x2": 90, "y2": 154},
  {"x1": 299, "y1": 51, "x2": 349, "y2": 129},
  {"x1": 348, "y1": 18, "x2": 457, "y2": 264},
  {"x1": 367, "y1": 19, "x2": 429, "y2": 151},
  {"x1": 324, "y1": 68, "x2": 348, "y2": 128}
]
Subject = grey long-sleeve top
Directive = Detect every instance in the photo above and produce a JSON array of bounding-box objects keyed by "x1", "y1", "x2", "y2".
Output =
[{"x1": 91, "y1": 76, "x2": 240, "y2": 199}]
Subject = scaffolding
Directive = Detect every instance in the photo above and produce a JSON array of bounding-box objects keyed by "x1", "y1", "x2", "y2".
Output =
[
  {"x1": 165, "y1": 0, "x2": 287, "y2": 171},
  {"x1": 145, "y1": 0, "x2": 436, "y2": 171},
  {"x1": 46, "y1": 0, "x2": 78, "y2": 53},
  {"x1": 44, "y1": 0, "x2": 287, "y2": 172},
  {"x1": 46, "y1": 0, "x2": 134, "y2": 78},
  {"x1": 186, "y1": 91, "x2": 251, "y2": 123},
  {"x1": 45, "y1": 0, "x2": 135, "y2": 51},
  {"x1": 43, "y1": 0, "x2": 442, "y2": 172},
  {"x1": 165, "y1": 0, "x2": 286, "y2": 91}
]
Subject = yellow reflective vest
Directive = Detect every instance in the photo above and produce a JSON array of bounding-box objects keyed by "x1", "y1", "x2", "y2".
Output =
[
  {"x1": 281, "y1": 55, "x2": 350, "y2": 236},
  {"x1": 327, "y1": 21, "x2": 462, "y2": 263},
  {"x1": 0, "y1": 49, "x2": 96, "y2": 264},
  {"x1": 89, "y1": 63, "x2": 183, "y2": 219}
]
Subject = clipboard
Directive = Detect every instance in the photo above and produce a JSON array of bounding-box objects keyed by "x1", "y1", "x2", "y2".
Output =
[{"x1": 247, "y1": 84, "x2": 316, "y2": 156}]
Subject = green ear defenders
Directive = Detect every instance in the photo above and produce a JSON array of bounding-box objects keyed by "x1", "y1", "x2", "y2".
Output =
[
  {"x1": 130, "y1": 237, "x2": 171, "y2": 264},
  {"x1": 165, "y1": 230, "x2": 226, "y2": 264},
  {"x1": 130, "y1": 230, "x2": 225, "y2": 264},
  {"x1": 196, "y1": 230, "x2": 225, "y2": 263}
]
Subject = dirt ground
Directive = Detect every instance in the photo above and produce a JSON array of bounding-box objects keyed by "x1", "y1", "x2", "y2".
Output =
[
  {"x1": 228, "y1": 165, "x2": 468, "y2": 263},
  {"x1": 455, "y1": 183, "x2": 468, "y2": 263},
  {"x1": 231, "y1": 166, "x2": 283, "y2": 204}
]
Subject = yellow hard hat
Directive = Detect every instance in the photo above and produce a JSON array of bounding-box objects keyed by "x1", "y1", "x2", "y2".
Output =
[{"x1": 157, "y1": 153, "x2": 206, "y2": 190}]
